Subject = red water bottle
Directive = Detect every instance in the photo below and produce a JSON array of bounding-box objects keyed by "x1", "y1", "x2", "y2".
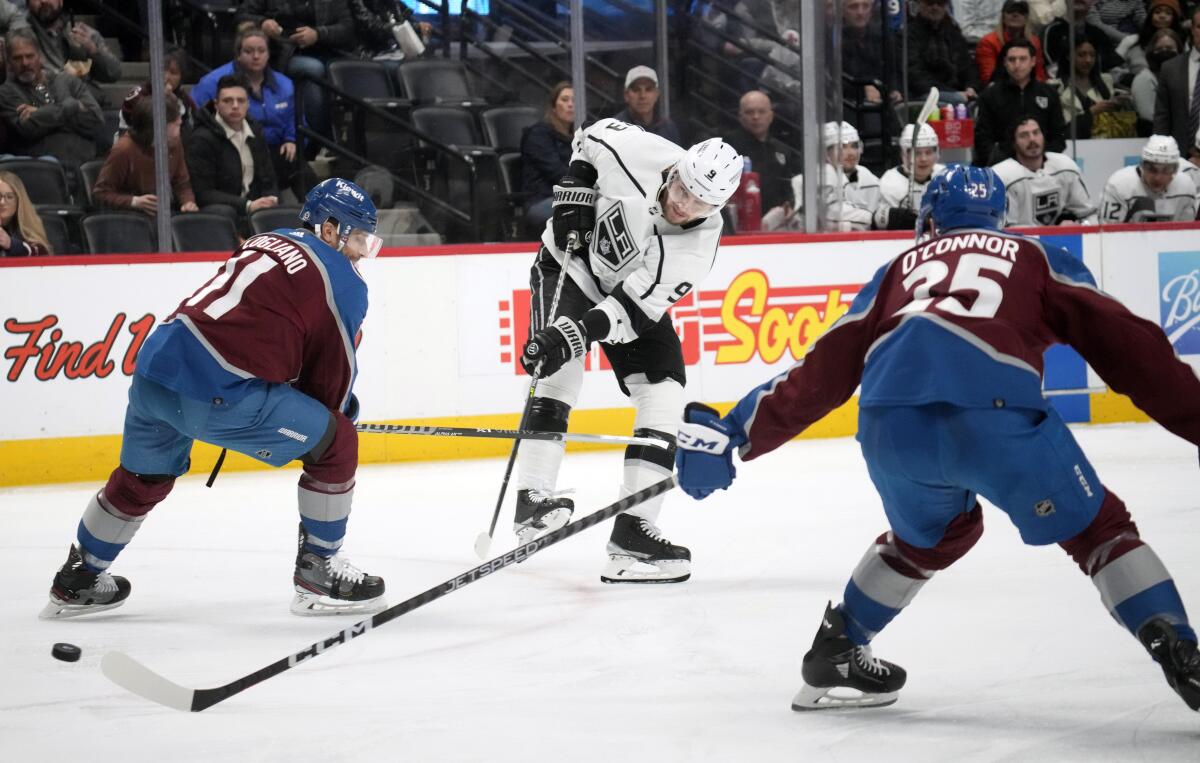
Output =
[{"x1": 735, "y1": 157, "x2": 762, "y2": 233}]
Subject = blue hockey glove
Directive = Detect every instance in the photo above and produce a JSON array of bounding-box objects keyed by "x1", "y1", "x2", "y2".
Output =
[{"x1": 676, "y1": 402, "x2": 746, "y2": 500}]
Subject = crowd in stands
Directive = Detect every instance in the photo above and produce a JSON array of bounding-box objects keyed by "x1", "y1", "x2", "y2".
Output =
[{"x1": 2, "y1": 0, "x2": 1200, "y2": 255}]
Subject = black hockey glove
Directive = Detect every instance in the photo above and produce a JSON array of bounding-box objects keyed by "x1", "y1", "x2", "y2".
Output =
[
  {"x1": 521, "y1": 315, "x2": 589, "y2": 378},
  {"x1": 551, "y1": 160, "x2": 599, "y2": 251},
  {"x1": 885, "y1": 207, "x2": 918, "y2": 230}
]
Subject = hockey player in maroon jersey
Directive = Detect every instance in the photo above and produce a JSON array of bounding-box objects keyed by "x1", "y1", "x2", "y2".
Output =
[
  {"x1": 41, "y1": 178, "x2": 388, "y2": 619},
  {"x1": 675, "y1": 165, "x2": 1200, "y2": 713}
]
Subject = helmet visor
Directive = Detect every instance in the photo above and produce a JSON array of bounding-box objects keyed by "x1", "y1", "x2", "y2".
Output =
[
  {"x1": 666, "y1": 170, "x2": 719, "y2": 220},
  {"x1": 344, "y1": 228, "x2": 384, "y2": 260}
]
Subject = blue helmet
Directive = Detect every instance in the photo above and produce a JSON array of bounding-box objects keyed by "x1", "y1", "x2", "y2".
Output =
[
  {"x1": 916, "y1": 164, "x2": 1006, "y2": 240},
  {"x1": 300, "y1": 177, "x2": 380, "y2": 249}
]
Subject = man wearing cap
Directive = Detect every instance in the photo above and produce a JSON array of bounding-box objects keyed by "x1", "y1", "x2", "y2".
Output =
[
  {"x1": 1099, "y1": 134, "x2": 1196, "y2": 222},
  {"x1": 613, "y1": 65, "x2": 681, "y2": 145}
]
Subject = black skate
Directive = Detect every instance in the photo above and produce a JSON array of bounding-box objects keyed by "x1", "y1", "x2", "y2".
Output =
[
  {"x1": 1138, "y1": 618, "x2": 1200, "y2": 711},
  {"x1": 513, "y1": 489, "x2": 574, "y2": 545},
  {"x1": 291, "y1": 525, "x2": 387, "y2": 616},
  {"x1": 600, "y1": 513, "x2": 691, "y2": 584},
  {"x1": 39, "y1": 545, "x2": 131, "y2": 619},
  {"x1": 792, "y1": 602, "x2": 907, "y2": 711}
]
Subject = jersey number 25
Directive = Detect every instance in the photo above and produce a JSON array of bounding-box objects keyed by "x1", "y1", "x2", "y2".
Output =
[{"x1": 895, "y1": 253, "x2": 1014, "y2": 319}]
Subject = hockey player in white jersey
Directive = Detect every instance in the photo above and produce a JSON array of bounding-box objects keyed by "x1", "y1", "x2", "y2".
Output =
[
  {"x1": 1100, "y1": 135, "x2": 1197, "y2": 223},
  {"x1": 1178, "y1": 126, "x2": 1200, "y2": 207},
  {"x1": 517, "y1": 119, "x2": 741, "y2": 583},
  {"x1": 823, "y1": 121, "x2": 880, "y2": 231},
  {"x1": 993, "y1": 116, "x2": 1096, "y2": 226},
  {"x1": 873, "y1": 123, "x2": 946, "y2": 230}
]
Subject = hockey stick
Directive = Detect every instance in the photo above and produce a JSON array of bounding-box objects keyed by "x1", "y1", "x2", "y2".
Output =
[
  {"x1": 355, "y1": 422, "x2": 669, "y2": 449},
  {"x1": 474, "y1": 232, "x2": 579, "y2": 560},
  {"x1": 907, "y1": 86, "x2": 940, "y2": 235},
  {"x1": 99, "y1": 475, "x2": 679, "y2": 712}
]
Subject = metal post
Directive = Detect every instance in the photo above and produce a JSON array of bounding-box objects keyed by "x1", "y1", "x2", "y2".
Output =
[
  {"x1": 569, "y1": 0, "x2": 586, "y2": 127},
  {"x1": 799, "y1": 0, "x2": 824, "y2": 233},
  {"x1": 655, "y1": 0, "x2": 669, "y2": 121},
  {"x1": 146, "y1": 0, "x2": 171, "y2": 251},
  {"x1": 1068, "y1": 10, "x2": 1077, "y2": 160}
]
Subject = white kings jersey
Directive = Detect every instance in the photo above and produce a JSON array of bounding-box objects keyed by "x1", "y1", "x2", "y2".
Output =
[
  {"x1": 1099, "y1": 165, "x2": 1198, "y2": 223},
  {"x1": 540, "y1": 118, "x2": 723, "y2": 344},
  {"x1": 872, "y1": 163, "x2": 947, "y2": 229},
  {"x1": 790, "y1": 163, "x2": 881, "y2": 231},
  {"x1": 993, "y1": 152, "x2": 1097, "y2": 226},
  {"x1": 1179, "y1": 158, "x2": 1200, "y2": 206}
]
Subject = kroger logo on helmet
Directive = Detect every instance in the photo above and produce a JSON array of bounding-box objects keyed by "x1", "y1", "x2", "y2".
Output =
[{"x1": 1158, "y1": 250, "x2": 1200, "y2": 354}]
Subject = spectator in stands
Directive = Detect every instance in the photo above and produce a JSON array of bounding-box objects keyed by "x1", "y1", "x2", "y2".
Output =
[
  {"x1": 726, "y1": 89, "x2": 800, "y2": 222},
  {"x1": 1116, "y1": 0, "x2": 1184, "y2": 80},
  {"x1": 1027, "y1": 1, "x2": 1068, "y2": 31},
  {"x1": 1133, "y1": 29, "x2": 1183, "y2": 133},
  {"x1": 612, "y1": 66, "x2": 681, "y2": 145},
  {"x1": 976, "y1": 1, "x2": 1048, "y2": 85},
  {"x1": 1099, "y1": 134, "x2": 1197, "y2": 221},
  {"x1": 23, "y1": 0, "x2": 121, "y2": 106},
  {"x1": 237, "y1": 0, "x2": 355, "y2": 158},
  {"x1": 93, "y1": 92, "x2": 199, "y2": 218},
  {"x1": 1043, "y1": 0, "x2": 1124, "y2": 75},
  {"x1": 992, "y1": 115, "x2": 1097, "y2": 224},
  {"x1": 1087, "y1": 0, "x2": 1146, "y2": 43},
  {"x1": 190, "y1": 29, "x2": 302, "y2": 197},
  {"x1": 352, "y1": 0, "x2": 432, "y2": 61},
  {"x1": 954, "y1": 0, "x2": 1009, "y2": 44},
  {"x1": 974, "y1": 38, "x2": 1067, "y2": 163},
  {"x1": 1053, "y1": 38, "x2": 1136, "y2": 138},
  {"x1": 0, "y1": 169, "x2": 51, "y2": 256},
  {"x1": 186, "y1": 74, "x2": 279, "y2": 224},
  {"x1": 116, "y1": 48, "x2": 200, "y2": 144},
  {"x1": 0, "y1": 29, "x2": 102, "y2": 185},
  {"x1": 906, "y1": 0, "x2": 978, "y2": 103},
  {"x1": 1152, "y1": 5, "x2": 1200, "y2": 154},
  {"x1": 843, "y1": 0, "x2": 902, "y2": 106},
  {"x1": 519, "y1": 81, "x2": 573, "y2": 235},
  {"x1": 0, "y1": 0, "x2": 28, "y2": 81}
]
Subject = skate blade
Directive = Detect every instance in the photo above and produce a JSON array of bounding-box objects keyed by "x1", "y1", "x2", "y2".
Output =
[
  {"x1": 513, "y1": 508, "x2": 572, "y2": 545},
  {"x1": 39, "y1": 598, "x2": 126, "y2": 620},
  {"x1": 790, "y1": 682, "x2": 898, "y2": 711},
  {"x1": 600, "y1": 555, "x2": 690, "y2": 584},
  {"x1": 290, "y1": 591, "x2": 387, "y2": 617}
]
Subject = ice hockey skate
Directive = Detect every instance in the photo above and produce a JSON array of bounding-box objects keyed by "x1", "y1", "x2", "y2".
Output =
[
  {"x1": 791, "y1": 603, "x2": 906, "y2": 711},
  {"x1": 601, "y1": 513, "x2": 691, "y2": 583},
  {"x1": 513, "y1": 489, "x2": 574, "y2": 545},
  {"x1": 39, "y1": 545, "x2": 131, "y2": 619},
  {"x1": 291, "y1": 526, "x2": 386, "y2": 616},
  {"x1": 1138, "y1": 618, "x2": 1200, "y2": 711}
]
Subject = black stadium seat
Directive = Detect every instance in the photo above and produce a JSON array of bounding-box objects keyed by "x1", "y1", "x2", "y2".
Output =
[
  {"x1": 0, "y1": 159, "x2": 73, "y2": 206},
  {"x1": 249, "y1": 206, "x2": 303, "y2": 234},
  {"x1": 480, "y1": 106, "x2": 540, "y2": 153},
  {"x1": 397, "y1": 59, "x2": 485, "y2": 107},
  {"x1": 82, "y1": 213, "x2": 156, "y2": 254},
  {"x1": 171, "y1": 212, "x2": 240, "y2": 252}
]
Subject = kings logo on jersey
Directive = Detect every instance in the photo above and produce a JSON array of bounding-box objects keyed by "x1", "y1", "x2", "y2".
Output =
[
  {"x1": 1158, "y1": 250, "x2": 1200, "y2": 354},
  {"x1": 593, "y1": 203, "x2": 638, "y2": 271},
  {"x1": 1034, "y1": 190, "x2": 1062, "y2": 225}
]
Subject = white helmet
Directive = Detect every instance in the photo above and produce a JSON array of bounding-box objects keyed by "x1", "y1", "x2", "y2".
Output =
[
  {"x1": 822, "y1": 121, "x2": 861, "y2": 148},
  {"x1": 900, "y1": 122, "x2": 939, "y2": 151},
  {"x1": 676, "y1": 137, "x2": 743, "y2": 207},
  {"x1": 1143, "y1": 134, "x2": 1181, "y2": 165}
]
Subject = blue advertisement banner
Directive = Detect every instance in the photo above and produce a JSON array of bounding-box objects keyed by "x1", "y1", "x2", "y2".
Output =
[{"x1": 1158, "y1": 250, "x2": 1200, "y2": 355}]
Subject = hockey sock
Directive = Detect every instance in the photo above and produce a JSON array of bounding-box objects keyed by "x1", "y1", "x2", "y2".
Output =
[
  {"x1": 516, "y1": 396, "x2": 571, "y2": 493},
  {"x1": 620, "y1": 428, "x2": 676, "y2": 525},
  {"x1": 76, "y1": 467, "x2": 174, "y2": 572},
  {"x1": 841, "y1": 506, "x2": 984, "y2": 645},
  {"x1": 298, "y1": 476, "x2": 354, "y2": 557}
]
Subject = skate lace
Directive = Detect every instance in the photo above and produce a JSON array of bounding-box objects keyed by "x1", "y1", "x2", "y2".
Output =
[
  {"x1": 94, "y1": 572, "x2": 117, "y2": 594},
  {"x1": 637, "y1": 519, "x2": 671, "y2": 544},
  {"x1": 854, "y1": 645, "x2": 890, "y2": 677},
  {"x1": 529, "y1": 488, "x2": 575, "y2": 504},
  {"x1": 325, "y1": 554, "x2": 366, "y2": 585}
]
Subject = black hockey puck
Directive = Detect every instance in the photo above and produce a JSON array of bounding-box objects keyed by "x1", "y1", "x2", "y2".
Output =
[{"x1": 51, "y1": 642, "x2": 81, "y2": 662}]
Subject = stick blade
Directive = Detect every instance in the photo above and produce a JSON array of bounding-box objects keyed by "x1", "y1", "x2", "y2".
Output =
[
  {"x1": 473, "y1": 532, "x2": 492, "y2": 560},
  {"x1": 101, "y1": 651, "x2": 196, "y2": 712}
]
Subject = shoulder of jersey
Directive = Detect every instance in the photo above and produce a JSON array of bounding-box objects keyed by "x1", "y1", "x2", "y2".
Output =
[
  {"x1": 1043, "y1": 152, "x2": 1081, "y2": 173},
  {"x1": 856, "y1": 165, "x2": 880, "y2": 183},
  {"x1": 991, "y1": 158, "x2": 1026, "y2": 183}
]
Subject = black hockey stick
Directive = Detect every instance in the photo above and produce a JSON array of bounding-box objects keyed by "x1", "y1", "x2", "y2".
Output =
[
  {"x1": 355, "y1": 422, "x2": 668, "y2": 449},
  {"x1": 100, "y1": 475, "x2": 678, "y2": 712},
  {"x1": 474, "y1": 232, "x2": 579, "y2": 559}
]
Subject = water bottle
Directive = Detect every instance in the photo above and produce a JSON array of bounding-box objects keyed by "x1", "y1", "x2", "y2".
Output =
[
  {"x1": 941, "y1": 104, "x2": 955, "y2": 122},
  {"x1": 954, "y1": 103, "x2": 968, "y2": 120},
  {"x1": 734, "y1": 157, "x2": 762, "y2": 233}
]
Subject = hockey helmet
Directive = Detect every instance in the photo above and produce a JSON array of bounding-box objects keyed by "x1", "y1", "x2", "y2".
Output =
[
  {"x1": 822, "y1": 121, "x2": 861, "y2": 148},
  {"x1": 300, "y1": 177, "x2": 383, "y2": 258},
  {"x1": 675, "y1": 137, "x2": 743, "y2": 208},
  {"x1": 917, "y1": 164, "x2": 1006, "y2": 239},
  {"x1": 900, "y1": 122, "x2": 939, "y2": 151},
  {"x1": 1142, "y1": 134, "x2": 1181, "y2": 166}
]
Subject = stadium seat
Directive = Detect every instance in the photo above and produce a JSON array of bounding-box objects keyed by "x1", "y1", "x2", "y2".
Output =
[
  {"x1": 411, "y1": 106, "x2": 488, "y2": 150},
  {"x1": 249, "y1": 206, "x2": 303, "y2": 235},
  {"x1": 0, "y1": 159, "x2": 73, "y2": 206},
  {"x1": 78, "y1": 159, "x2": 105, "y2": 210},
  {"x1": 82, "y1": 213, "x2": 156, "y2": 254},
  {"x1": 170, "y1": 213, "x2": 240, "y2": 252},
  {"x1": 397, "y1": 60, "x2": 486, "y2": 107},
  {"x1": 328, "y1": 59, "x2": 412, "y2": 167},
  {"x1": 37, "y1": 212, "x2": 71, "y2": 255},
  {"x1": 480, "y1": 106, "x2": 541, "y2": 153}
]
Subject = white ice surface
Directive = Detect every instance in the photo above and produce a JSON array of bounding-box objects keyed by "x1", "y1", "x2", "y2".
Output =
[{"x1": 2, "y1": 422, "x2": 1199, "y2": 762}]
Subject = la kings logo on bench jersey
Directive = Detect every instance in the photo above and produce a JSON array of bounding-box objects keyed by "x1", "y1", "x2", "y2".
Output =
[
  {"x1": 1034, "y1": 189, "x2": 1061, "y2": 225},
  {"x1": 593, "y1": 202, "x2": 638, "y2": 271}
]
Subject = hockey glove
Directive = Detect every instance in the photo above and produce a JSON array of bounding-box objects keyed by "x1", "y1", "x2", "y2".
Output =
[
  {"x1": 885, "y1": 207, "x2": 918, "y2": 230},
  {"x1": 676, "y1": 402, "x2": 746, "y2": 500},
  {"x1": 551, "y1": 160, "x2": 598, "y2": 251},
  {"x1": 521, "y1": 315, "x2": 589, "y2": 378}
]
